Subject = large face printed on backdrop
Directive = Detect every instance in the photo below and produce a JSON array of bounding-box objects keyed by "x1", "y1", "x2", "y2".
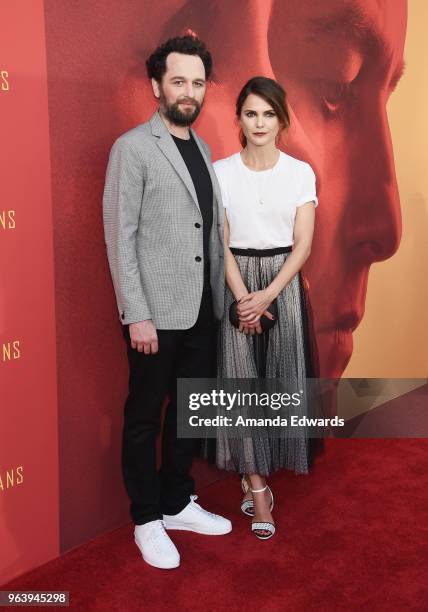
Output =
[{"x1": 118, "y1": 0, "x2": 407, "y2": 378}]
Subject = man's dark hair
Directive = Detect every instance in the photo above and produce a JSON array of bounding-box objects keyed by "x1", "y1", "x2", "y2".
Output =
[{"x1": 146, "y1": 35, "x2": 212, "y2": 82}]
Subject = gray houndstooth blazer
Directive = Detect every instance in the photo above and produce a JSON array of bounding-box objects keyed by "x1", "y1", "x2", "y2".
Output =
[{"x1": 103, "y1": 110, "x2": 224, "y2": 329}]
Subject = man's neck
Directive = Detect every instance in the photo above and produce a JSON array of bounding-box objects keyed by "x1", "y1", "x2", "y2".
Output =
[{"x1": 159, "y1": 109, "x2": 191, "y2": 140}]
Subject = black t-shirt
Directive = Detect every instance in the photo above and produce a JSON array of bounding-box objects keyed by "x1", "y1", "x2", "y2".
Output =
[{"x1": 171, "y1": 132, "x2": 213, "y2": 280}]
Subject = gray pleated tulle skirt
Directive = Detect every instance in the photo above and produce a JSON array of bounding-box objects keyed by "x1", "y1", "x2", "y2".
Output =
[{"x1": 215, "y1": 247, "x2": 321, "y2": 476}]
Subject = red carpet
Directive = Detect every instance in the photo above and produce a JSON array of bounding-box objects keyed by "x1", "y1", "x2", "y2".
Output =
[{"x1": 3, "y1": 439, "x2": 428, "y2": 611}]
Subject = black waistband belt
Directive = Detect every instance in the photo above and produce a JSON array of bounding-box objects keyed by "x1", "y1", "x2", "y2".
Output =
[{"x1": 230, "y1": 246, "x2": 292, "y2": 257}]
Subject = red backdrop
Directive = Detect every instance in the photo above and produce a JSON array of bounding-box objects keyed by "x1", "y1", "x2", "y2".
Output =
[
  {"x1": 0, "y1": 0, "x2": 59, "y2": 585},
  {"x1": 1, "y1": 0, "x2": 408, "y2": 585},
  {"x1": 42, "y1": 0, "x2": 406, "y2": 552}
]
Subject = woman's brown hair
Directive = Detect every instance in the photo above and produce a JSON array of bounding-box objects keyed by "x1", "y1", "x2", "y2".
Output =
[{"x1": 236, "y1": 76, "x2": 290, "y2": 147}]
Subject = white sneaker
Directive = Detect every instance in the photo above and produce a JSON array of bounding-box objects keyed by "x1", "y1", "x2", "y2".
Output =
[
  {"x1": 163, "y1": 495, "x2": 232, "y2": 535},
  {"x1": 134, "y1": 520, "x2": 180, "y2": 569}
]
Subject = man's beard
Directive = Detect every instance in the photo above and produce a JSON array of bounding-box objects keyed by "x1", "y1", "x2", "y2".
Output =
[{"x1": 160, "y1": 91, "x2": 202, "y2": 127}]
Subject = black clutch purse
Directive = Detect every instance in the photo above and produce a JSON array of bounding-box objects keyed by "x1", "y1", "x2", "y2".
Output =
[{"x1": 229, "y1": 298, "x2": 278, "y2": 332}]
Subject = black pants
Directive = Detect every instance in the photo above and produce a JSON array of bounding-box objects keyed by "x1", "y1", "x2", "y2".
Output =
[{"x1": 121, "y1": 285, "x2": 216, "y2": 525}]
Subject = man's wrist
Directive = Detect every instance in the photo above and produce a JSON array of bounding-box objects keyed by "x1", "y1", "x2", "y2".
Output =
[{"x1": 129, "y1": 318, "x2": 152, "y2": 326}]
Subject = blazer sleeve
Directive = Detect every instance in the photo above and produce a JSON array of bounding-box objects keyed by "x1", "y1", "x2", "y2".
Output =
[{"x1": 103, "y1": 137, "x2": 152, "y2": 325}]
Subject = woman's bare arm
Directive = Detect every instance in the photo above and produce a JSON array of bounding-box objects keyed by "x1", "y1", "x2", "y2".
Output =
[
  {"x1": 238, "y1": 201, "x2": 316, "y2": 321},
  {"x1": 223, "y1": 211, "x2": 263, "y2": 334},
  {"x1": 224, "y1": 211, "x2": 248, "y2": 301}
]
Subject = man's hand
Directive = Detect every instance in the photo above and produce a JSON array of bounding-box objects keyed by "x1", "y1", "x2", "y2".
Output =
[{"x1": 129, "y1": 320, "x2": 158, "y2": 354}]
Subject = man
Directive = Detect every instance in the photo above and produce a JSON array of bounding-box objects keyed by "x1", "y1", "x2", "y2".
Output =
[{"x1": 103, "y1": 35, "x2": 230, "y2": 570}]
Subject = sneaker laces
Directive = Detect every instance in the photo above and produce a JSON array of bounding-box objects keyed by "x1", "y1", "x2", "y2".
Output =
[
  {"x1": 189, "y1": 495, "x2": 218, "y2": 519},
  {"x1": 149, "y1": 520, "x2": 176, "y2": 552}
]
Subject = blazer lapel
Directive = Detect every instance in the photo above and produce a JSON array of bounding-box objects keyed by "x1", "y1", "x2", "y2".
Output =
[{"x1": 150, "y1": 111, "x2": 200, "y2": 212}]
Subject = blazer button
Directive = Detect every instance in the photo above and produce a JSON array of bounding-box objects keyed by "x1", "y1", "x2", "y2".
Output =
[
  {"x1": 121, "y1": 312, "x2": 125, "y2": 320},
  {"x1": 195, "y1": 256, "x2": 202, "y2": 262},
  {"x1": 195, "y1": 222, "x2": 201, "y2": 228}
]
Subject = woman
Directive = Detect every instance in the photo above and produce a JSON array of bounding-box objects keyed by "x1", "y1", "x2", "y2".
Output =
[{"x1": 213, "y1": 77, "x2": 319, "y2": 540}]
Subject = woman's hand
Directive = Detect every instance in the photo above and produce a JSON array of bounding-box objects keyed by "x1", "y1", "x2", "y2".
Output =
[
  {"x1": 239, "y1": 319, "x2": 263, "y2": 335},
  {"x1": 232, "y1": 291, "x2": 263, "y2": 335},
  {"x1": 237, "y1": 289, "x2": 276, "y2": 323}
]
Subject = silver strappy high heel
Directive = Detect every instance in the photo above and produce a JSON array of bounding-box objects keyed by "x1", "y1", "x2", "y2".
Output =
[
  {"x1": 250, "y1": 484, "x2": 275, "y2": 540},
  {"x1": 240, "y1": 476, "x2": 275, "y2": 518}
]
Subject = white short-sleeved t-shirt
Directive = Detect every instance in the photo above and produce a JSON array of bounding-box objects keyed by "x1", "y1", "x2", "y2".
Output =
[{"x1": 213, "y1": 151, "x2": 318, "y2": 249}]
